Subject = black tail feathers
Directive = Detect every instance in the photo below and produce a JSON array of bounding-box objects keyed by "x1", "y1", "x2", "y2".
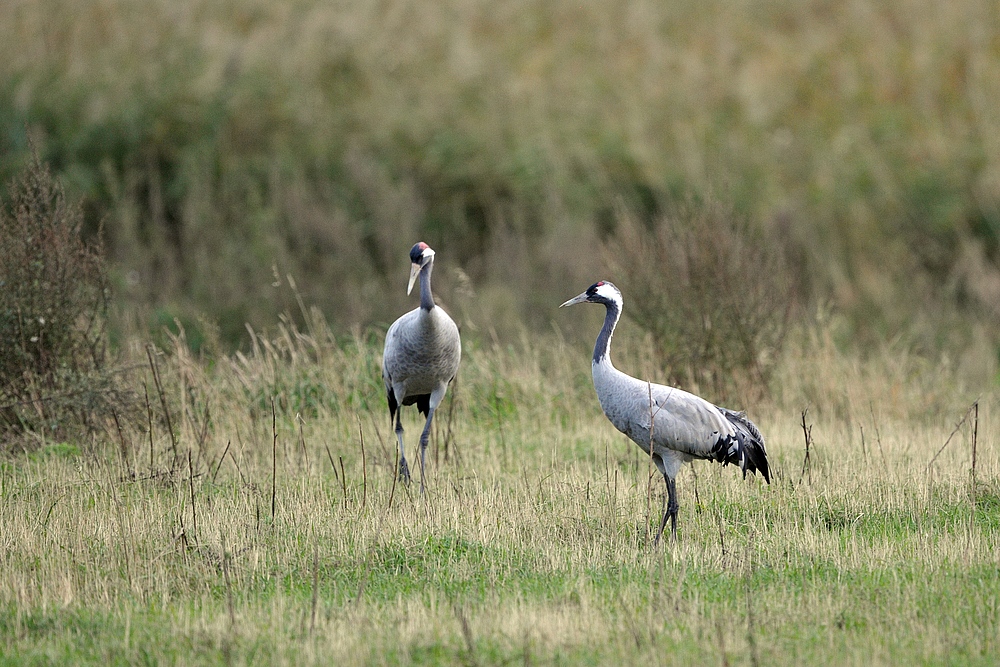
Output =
[{"x1": 716, "y1": 407, "x2": 770, "y2": 484}]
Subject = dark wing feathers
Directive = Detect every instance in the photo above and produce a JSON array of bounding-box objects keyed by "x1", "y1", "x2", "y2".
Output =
[
  {"x1": 402, "y1": 393, "x2": 431, "y2": 418},
  {"x1": 712, "y1": 407, "x2": 770, "y2": 483},
  {"x1": 386, "y1": 385, "x2": 431, "y2": 420},
  {"x1": 387, "y1": 385, "x2": 398, "y2": 421}
]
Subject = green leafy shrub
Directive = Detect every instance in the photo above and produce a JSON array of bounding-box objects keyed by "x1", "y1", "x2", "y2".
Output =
[{"x1": 0, "y1": 152, "x2": 129, "y2": 442}]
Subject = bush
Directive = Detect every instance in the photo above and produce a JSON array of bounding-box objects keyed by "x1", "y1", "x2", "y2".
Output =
[
  {"x1": 0, "y1": 152, "x2": 123, "y2": 442},
  {"x1": 604, "y1": 199, "x2": 797, "y2": 403}
]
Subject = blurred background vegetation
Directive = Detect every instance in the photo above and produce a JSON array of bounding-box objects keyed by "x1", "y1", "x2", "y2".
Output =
[{"x1": 2, "y1": 0, "x2": 999, "y2": 387}]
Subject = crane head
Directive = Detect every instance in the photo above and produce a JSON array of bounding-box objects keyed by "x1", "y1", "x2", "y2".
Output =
[
  {"x1": 560, "y1": 281, "x2": 622, "y2": 308},
  {"x1": 407, "y1": 242, "x2": 436, "y2": 295}
]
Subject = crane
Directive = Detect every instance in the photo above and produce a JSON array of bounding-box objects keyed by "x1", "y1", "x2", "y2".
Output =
[
  {"x1": 560, "y1": 280, "x2": 769, "y2": 543},
  {"x1": 382, "y1": 242, "x2": 461, "y2": 493}
]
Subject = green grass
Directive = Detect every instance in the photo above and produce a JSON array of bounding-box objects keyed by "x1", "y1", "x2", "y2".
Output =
[
  {"x1": 1, "y1": 318, "x2": 998, "y2": 665},
  {"x1": 2, "y1": 470, "x2": 999, "y2": 665}
]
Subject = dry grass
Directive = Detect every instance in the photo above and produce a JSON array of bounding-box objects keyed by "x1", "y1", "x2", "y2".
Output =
[{"x1": 1, "y1": 310, "x2": 997, "y2": 664}]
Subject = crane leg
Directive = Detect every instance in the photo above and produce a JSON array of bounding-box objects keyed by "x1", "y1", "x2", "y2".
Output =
[
  {"x1": 654, "y1": 476, "x2": 679, "y2": 545},
  {"x1": 417, "y1": 407, "x2": 436, "y2": 495},
  {"x1": 394, "y1": 412, "x2": 410, "y2": 482},
  {"x1": 667, "y1": 476, "x2": 679, "y2": 541}
]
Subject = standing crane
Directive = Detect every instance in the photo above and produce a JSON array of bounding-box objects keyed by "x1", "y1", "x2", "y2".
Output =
[
  {"x1": 382, "y1": 242, "x2": 461, "y2": 493},
  {"x1": 560, "y1": 281, "x2": 769, "y2": 543}
]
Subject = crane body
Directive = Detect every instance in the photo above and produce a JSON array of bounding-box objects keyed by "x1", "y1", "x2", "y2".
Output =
[
  {"x1": 382, "y1": 242, "x2": 460, "y2": 493},
  {"x1": 561, "y1": 280, "x2": 769, "y2": 542}
]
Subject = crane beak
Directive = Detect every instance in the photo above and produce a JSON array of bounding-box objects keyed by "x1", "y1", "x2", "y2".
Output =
[
  {"x1": 407, "y1": 262, "x2": 422, "y2": 295},
  {"x1": 559, "y1": 291, "x2": 590, "y2": 308}
]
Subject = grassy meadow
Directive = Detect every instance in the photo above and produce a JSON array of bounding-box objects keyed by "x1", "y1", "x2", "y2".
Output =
[
  {"x1": 2, "y1": 310, "x2": 998, "y2": 665},
  {"x1": 3, "y1": 0, "x2": 1000, "y2": 664}
]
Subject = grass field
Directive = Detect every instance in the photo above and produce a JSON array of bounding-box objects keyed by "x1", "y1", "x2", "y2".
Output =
[
  {"x1": 3, "y1": 1, "x2": 1000, "y2": 661},
  {"x1": 2, "y1": 313, "x2": 997, "y2": 665}
]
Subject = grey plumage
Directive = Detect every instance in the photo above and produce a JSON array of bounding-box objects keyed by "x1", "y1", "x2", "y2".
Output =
[
  {"x1": 382, "y1": 242, "x2": 461, "y2": 492},
  {"x1": 561, "y1": 280, "x2": 769, "y2": 542}
]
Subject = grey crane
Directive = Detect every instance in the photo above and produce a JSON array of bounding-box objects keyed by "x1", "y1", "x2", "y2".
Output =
[
  {"x1": 382, "y1": 242, "x2": 461, "y2": 493},
  {"x1": 560, "y1": 281, "x2": 769, "y2": 543}
]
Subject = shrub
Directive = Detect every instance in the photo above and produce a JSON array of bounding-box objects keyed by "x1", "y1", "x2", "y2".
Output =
[
  {"x1": 0, "y1": 152, "x2": 123, "y2": 442},
  {"x1": 604, "y1": 199, "x2": 797, "y2": 403}
]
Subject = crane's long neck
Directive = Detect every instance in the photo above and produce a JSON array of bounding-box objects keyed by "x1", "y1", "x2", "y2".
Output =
[
  {"x1": 593, "y1": 299, "x2": 621, "y2": 366},
  {"x1": 419, "y1": 261, "x2": 436, "y2": 311}
]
